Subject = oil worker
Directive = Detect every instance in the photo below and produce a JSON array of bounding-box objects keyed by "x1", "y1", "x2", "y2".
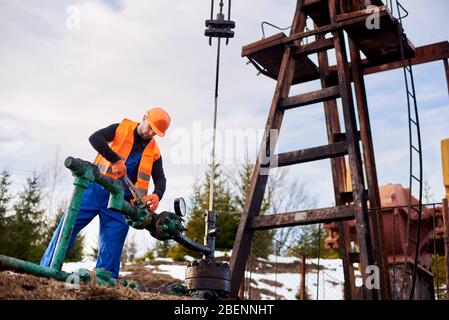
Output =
[{"x1": 40, "y1": 108, "x2": 170, "y2": 279}]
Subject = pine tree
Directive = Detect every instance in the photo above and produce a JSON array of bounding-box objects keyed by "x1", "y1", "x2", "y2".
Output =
[
  {"x1": 287, "y1": 224, "x2": 339, "y2": 259},
  {"x1": 121, "y1": 237, "x2": 137, "y2": 266},
  {"x1": 155, "y1": 240, "x2": 171, "y2": 258},
  {"x1": 235, "y1": 162, "x2": 273, "y2": 258},
  {"x1": 167, "y1": 164, "x2": 239, "y2": 260},
  {"x1": 8, "y1": 174, "x2": 46, "y2": 263},
  {"x1": 0, "y1": 170, "x2": 12, "y2": 255}
]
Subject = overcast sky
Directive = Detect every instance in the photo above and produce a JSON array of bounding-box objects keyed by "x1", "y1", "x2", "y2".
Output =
[{"x1": 0, "y1": 0, "x2": 448, "y2": 256}]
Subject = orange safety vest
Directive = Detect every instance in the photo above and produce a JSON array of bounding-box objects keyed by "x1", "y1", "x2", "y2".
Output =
[{"x1": 93, "y1": 119, "x2": 161, "y2": 196}]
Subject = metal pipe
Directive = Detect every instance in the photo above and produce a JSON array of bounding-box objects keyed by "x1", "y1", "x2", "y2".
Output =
[
  {"x1": 65, "y1": 157, "x2": 208, "y2": 253},
  {"x1": 50, "y1": 172, "x2": 92, "y2": 270},
  {"x1": 209, "y1": 37, "x2": 222, "y2": 212},
  {"x1": 433, "y1": 204, "x2": 440, "y2": 300},
  {"x1": 65, "y1": 157, "x2": 138, "y2": 219},
  {"x1": 1, "y1": 255, "x2": 71, "y2": 282},
  {"x1": 210, "y1": 0, "x2": 214, "y2": 20},
  {"x1": 174, "y1": 232, "x2": 211, "y2": 256},
  {"x1": 204, "y1": 210, "x2": 217, "y2": 261},
  {"x1": 442, "y1": 198, "x2": 449, "y2": 299}
]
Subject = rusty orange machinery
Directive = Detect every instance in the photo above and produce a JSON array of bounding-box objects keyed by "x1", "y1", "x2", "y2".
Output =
[
  {"x1": 324, "y1": 184, "x2": 447, "y2": 273},
  {"x1": 443, "y1": 138, "x2": 449, "y2": 200}
]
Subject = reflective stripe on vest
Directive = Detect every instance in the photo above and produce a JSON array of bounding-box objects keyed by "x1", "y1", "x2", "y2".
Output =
[{"x1": 92, "y1": 118, "x2": 161, "y2": 195}]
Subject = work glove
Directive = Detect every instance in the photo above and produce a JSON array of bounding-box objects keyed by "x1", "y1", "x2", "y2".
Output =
[
  {"x1": 111, "y1": 160, "x2": 127, "y2": 179},
  {"x1": 130, "y1": 194, "x2": 159, "y2": 212},
  {"x1": 145, "y1": 194, "x2": 160, "y2": 212}
]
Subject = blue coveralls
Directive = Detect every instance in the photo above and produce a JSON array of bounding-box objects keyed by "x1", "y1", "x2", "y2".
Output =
[{"x1": 40, "y1": 149, "x2": 143, "y2": 279}]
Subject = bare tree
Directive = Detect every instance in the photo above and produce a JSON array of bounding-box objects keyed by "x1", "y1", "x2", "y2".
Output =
[
  {"x1": 423, "y1": 179, "x2": 435, "y2": 204},
  {"x1": 266, "y1": 168, "x2": 317, "y2": 255},
  {"x1": 41, "y1": 145, "x2": 65, "y2": 218},
  {"x1": 226, "y1": 151, "x2": 316, "y2": 256},
  {"x1": 121, "y1": 236, "x2": 137, "y2": 266}
]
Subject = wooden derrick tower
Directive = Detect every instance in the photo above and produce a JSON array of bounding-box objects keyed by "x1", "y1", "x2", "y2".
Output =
[{"x1": 229, "y1": 0, "x2": 449, "y2": 300}]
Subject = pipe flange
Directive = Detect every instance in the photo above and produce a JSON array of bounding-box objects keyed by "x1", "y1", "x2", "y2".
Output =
[{"x1": 185, "y1": 260, "x2": 231, "y2": 299}]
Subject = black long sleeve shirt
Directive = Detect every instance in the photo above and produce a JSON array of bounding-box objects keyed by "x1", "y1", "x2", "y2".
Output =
[{"x1": 89, "y1": 123, "x2": 166, "y2": 200}]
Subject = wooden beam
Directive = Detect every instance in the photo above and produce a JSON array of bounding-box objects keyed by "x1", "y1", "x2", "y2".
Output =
[
  {"x1": 326, "y1": 42, "x2": 449, "y2": 79},
  {"x1": 350, "y1": 38, "x2": 392, "y2": 300},
  {"x1": 303, "y1": 0, "x2": 323, "y2": 7},
  {"x1": 316, "y1": 23, "x2": 357, "y2": 300},
  {"x1": 274, "y1": 141, "x2": 348, "y2": 167},
  {"x1": 444, "y1": 58, "x2": 449, "y2": 95},
  {"x1": 333, "y1": 27, "x2": 375, "y2": 299},
  {"x1": 229, "y1": 2, "x2": 307, "y2": 298},
  {"x1": 294, "y1": 37, "x2": 335, "y2": 56},
  {"x1": 242, "y1": 33, "x2": 286, "y2": 58},
  {"x1": 244, "y1": 39, "x2": 448, "y2": 84},
  {"x1": 250, "y1": 206, "x2": 356, "y2": 230},
  {"x1": 281, "y1": 85, "x2": 341, "y2": 110},
  {"x1": 241, "y1": 9, "x2": 390, "y2": 59},
  {"x1": 363, "y1": 42, "x2": 449, "y2": 75}
]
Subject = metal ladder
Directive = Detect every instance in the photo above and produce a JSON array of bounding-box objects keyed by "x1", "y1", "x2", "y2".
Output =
[{"x1": 391, "y1": 0, "x2": 424, "y2": 300}]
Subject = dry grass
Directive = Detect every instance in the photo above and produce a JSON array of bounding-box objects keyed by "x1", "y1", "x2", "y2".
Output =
[{"x1": 0, "y1": 266, "x2": 192, "y2": 300}]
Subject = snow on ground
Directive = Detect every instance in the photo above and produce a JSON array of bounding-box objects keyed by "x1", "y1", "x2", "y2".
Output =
[
  {"x1": 215, "y1": 251, "x2": 232, "y2": 258},
  {"x1": 153, "y1": 258, "x2": 174, "y2": 263},
  {"x1": 61, "y1": 256, "x2": 362, "y2": 300},
  {"x1": 244, "y1": 258, "x2": 363, "y2": 300},
  {"x1": 305, "y1": 259, "x2": 362, "y2": 300},
  {"x1": 156, "y1": 265, "x2": 186, "y2": 281},
  {"x1": 266, "y1": 255, "x2": 300, "y2": 264},
  {"x1": 184, "y1": 256, "x2": 196, "y2": 262},
  {"x1": 249, "y1": 272, "x2": 301, "y2": 300},
  {"x1": 62, "y1": 260, "x2": 97, "y2": 273}
]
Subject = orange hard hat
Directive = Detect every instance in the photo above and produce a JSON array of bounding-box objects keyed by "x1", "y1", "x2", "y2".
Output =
[{"x1": 146, "y1": 107, "x2": 171, "y2": 137}]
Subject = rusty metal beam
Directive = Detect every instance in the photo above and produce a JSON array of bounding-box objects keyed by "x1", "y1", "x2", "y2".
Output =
[
  {"x1": 249, "y1": 206, "x2": 356, "y2": 230},
  {"x1": 443, "y1": 198, "x2": 449, "y2": 300}
]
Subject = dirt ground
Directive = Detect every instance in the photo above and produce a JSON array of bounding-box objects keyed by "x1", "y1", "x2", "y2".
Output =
[
  {"x1": 0, "y1": 256, "x2": 310, "y2": 300},
  {"x1": 0, "y1": 262, "x2": 192, "y2": 300}
]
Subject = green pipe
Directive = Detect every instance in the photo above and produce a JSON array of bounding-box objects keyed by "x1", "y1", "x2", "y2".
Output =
[
  {"x1": 0, "y1": 254, "x2": 72, "y2": 282},
  {"x1": 64, "y1": 157, "x2": 147, "y2": 222},
  {"x1": 1, "y1": 157, "x2": 206, "y2": 289},
  {"x1": 50, "y1": 166, "x2": 93, "y2": 270}
]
